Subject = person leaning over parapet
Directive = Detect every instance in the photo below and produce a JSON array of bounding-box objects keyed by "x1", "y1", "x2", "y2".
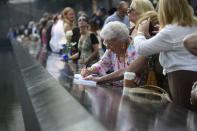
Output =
[{"x1": 81, "y1": 21, "x2": 137, "y2": 86}]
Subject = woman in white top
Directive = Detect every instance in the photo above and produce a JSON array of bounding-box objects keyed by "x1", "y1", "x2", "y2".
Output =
[
  {"x1": 133, "y1": 0, "x2": 197, "y2": 108},
  {"x1": 50, "y1": 14, "x2": 66, "y2": 53}
]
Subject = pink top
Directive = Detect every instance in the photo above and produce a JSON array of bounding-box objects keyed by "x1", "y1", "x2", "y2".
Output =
[
  {"x1": 92, "y1": 45, "x2": 137, "y2": 75},
  {"x1": 92, "y1": 45, "x2": 137, "y2": 86}
]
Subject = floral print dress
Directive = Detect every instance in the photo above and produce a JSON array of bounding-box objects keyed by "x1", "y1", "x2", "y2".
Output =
[
  {"x1": 92, "y1": 44, "x2": 137, "y2": 86},
  {"x1": 78, "y1": 34, "x2": 99, "y2": 68}
]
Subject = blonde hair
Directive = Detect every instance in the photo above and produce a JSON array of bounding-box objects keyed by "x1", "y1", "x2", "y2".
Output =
[
  {"x1": 136, "y1": 11, "x2": 158, "y2": 30},
  {"x1": 158, "y1": 0, "x2": 197, "y2": 28},
  {"x1": 130, "y1": 0, "x2": 154, "y2": 16},
  {"x1": 62, "y1": 7, "x2": 74, "y2": 20}
]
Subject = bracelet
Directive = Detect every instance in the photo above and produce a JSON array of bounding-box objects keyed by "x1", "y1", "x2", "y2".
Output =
[{"x1": 137, "y1": 31, "x2": 145, "y2": 36}]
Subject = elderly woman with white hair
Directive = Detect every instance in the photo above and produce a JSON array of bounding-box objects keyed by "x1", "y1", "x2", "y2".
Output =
[{"x1": 81, "y1": 21, "x2": 137, "y2": 86}]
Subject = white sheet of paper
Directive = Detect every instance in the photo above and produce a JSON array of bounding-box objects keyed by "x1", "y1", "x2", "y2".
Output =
[{"x1": 73, "y1": 74, "x2": 97, "y2": 86}]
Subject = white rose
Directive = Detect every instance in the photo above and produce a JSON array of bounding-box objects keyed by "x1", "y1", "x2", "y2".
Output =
[
  {"x1": 65, "y1": 30, "x2": 73, "y2": 43},
  {"x1": 71, "y1": 42, "x2": 77, "y2": 46}
]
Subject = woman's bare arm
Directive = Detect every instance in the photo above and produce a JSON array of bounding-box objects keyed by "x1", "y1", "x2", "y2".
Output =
[{"x1": 97, "y1": 56, "x2": 147, "y2": 83}]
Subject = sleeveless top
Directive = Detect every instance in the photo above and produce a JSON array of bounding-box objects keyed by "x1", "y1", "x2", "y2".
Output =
[{"x1": 78, "y1": 33, "x2": 99, "y2": 67}]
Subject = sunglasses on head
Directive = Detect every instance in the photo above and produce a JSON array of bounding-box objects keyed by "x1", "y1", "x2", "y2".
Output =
[{"x1": 78, "y1": 18, "x2": 87, "y2": 22}]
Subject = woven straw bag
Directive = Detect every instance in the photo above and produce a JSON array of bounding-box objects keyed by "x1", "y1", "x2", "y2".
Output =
[{"x1": 123, "y1": 85, "x2": 172, "y2": 104}]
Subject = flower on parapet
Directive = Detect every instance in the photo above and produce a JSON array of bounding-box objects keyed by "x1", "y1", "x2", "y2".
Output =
[
  {"x1": 62, "y1": 44, "x2": 67, "y2": 48},
  {"x1": 62, "y1": 54, "x2": 69, "y2": 61}
]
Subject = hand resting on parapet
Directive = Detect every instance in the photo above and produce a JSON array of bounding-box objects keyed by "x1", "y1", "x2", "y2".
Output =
[{"x1": 83, "y1": 75, "x2": 101, "y2": 83}]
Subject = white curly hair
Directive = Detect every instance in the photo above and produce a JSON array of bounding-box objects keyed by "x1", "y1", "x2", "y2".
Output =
[{"x1": 100, "y1": 21, "x2": 129, "y2": 42}]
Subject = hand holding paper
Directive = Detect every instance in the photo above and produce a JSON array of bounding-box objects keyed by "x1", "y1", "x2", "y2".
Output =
[{"x1": 74, "y1": 74, "x2": 97, "y2": 86}]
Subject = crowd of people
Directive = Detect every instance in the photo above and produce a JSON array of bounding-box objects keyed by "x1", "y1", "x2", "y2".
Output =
[{"x1": 9, "y1": 0, "x2": 197, "y2": 111}]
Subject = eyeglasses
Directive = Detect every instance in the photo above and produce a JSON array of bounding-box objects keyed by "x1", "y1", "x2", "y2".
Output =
[
  {"x1": 103, "y1": 40, "x2": 108, "y2": 46},
  {"x1": 103, "y1": 40, "x2": 113, "y2": 47},
  {"x1": 127, "y1": 7, "x2": 135, "y2": 14}
]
